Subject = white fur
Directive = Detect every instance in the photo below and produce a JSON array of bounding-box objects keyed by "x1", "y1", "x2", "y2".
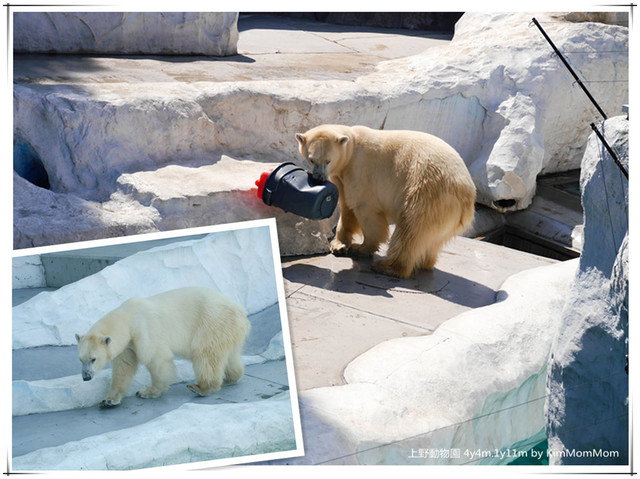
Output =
[
  {"x1": 76, "y1": 287, "x2": 250, "y2": 407},
  {"x1": 296, "y1": 124, "x2": 476, "y2": 278}
]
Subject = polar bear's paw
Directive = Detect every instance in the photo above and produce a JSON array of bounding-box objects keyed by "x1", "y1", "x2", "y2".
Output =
[
  {"x1": 330, "y1": 239, "x2": 350, "y2": 256},
  {"x1": 348, "y1": 243, "x2": 376, "y2": 258},
  {"x1": 187, "y1": 383, "x2": 217, "y2": 397},
  {"x1": 136, "y1": 388, "x2": 162, "y2": 399},
  {"x1": 372, "y1": 259, "x2": 411, "y2": 279},
  {"x1": 99, "y1": 398, "x2": 121, "y2": 408}
]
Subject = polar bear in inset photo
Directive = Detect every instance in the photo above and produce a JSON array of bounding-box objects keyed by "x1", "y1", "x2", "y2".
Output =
[
  {"x1": 75, "y1": 287, "x2": 251, "y2": 408},
  {"x1": 295, "y1": 124, "x2": 477, "y2": 278}
]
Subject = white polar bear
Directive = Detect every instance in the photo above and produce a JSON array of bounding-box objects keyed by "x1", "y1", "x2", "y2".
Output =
[
  {"x1": 296, "y1": 124, "x2": 476, "y2": 278},
  {"x1": 75, "y1": 287, "x2": 251, "y2": 408}
]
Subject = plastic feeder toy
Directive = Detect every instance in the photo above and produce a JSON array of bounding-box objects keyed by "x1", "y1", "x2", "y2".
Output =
[{"x1": 255, "y1": 162, "x2": 338, "y2": 220}]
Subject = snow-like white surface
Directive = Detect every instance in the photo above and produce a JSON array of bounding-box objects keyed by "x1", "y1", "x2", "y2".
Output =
[
  {"x1": 545, "y1": 117, "x2": 628, "y2": 464},
  {"x1": 13, "y1": 394, "x2": 296, "y2": 470},
  {"x1": 285, "y1": 258, "x2": 577, "y2": 464},
  {"x1": 13, "y1": 227, "x2": 278, "y2": 348},
  {"x1": 13, "y1": 12, "x2": 238, "y2": 55}
]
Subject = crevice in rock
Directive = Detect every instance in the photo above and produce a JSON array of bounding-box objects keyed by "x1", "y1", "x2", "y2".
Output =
[{"x1": 13, "y1": 138, "x2": 50, "y2": 190}]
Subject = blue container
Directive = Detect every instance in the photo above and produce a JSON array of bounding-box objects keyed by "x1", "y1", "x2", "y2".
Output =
[{"x1": 255, "y1": 162, "x2": 338, "y2": 220}]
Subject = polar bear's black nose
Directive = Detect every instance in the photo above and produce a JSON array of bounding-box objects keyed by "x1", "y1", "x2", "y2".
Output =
[{"x1": 82, "y1": 373, "x2": 92, "y2": 381}]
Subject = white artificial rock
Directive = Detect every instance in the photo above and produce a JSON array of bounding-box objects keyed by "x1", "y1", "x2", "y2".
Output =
[
  {"x1": 14, "y1": 154, "x2": 337, "y2": 255},
  {"x1": 116, "y1": 155, "x2": 339, "y2": 256},
  {"x1": 12, "y1": 13, "x2": 628, "y2": 252},
  {"x1": 13, "y1": 12, "x2": 238, "y2": 56},
  {"x1": 12, "y1": 394, "x2": 296, "y2": 470},
  {"x1": 12, "y1": 227, "x2": 278, "y2": 348},
  {"x1": 282, "y1": 258, "x2": 577, "y2": 465},
  {"x1": 545, "y1": 117, "x2": 628, "y2": 464},
  {"x1": 13, "y1": 173, "x2": 161, "y2": 249},
  {"x1": 12, "y1": 255, "x2": 45, "y2": 289}
]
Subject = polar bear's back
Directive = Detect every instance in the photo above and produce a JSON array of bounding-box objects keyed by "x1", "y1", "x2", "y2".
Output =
[{"x1": 122, "y1": 287, "x2": 250, "y2": 360}]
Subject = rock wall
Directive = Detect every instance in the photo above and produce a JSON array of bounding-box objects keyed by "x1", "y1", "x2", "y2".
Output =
[
  {"x1": 545, "y1": 116, "x2": 628, "y2": 464},
  {"x1": 13, "y1": 13, "x2": 628, "y2": 207},
  {"x1": 13, "y1": 226, "x2": 278, "y2": 348},
  {"x1": 12, "y1": 12, "x2": 628, "y2": 251},
  {"x1": 13, "y1": 12, "x2": 239, "y2": 56}
]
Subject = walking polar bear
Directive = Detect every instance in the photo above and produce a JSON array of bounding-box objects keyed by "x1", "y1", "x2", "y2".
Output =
[
  {"x1": 76, "y1": 287, "x2": 250, "y2": 408},
  {"x1": 296, "y1": 125, "x2": 476, "y2": 278}
]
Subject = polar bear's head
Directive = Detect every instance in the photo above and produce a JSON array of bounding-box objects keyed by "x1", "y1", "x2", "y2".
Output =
[
  {"x1": 295, "y1": 125, "x2": 349, "y2": 182},
  {"x1": 75, "y1": 333, "x2": 111, "y2": 381}
]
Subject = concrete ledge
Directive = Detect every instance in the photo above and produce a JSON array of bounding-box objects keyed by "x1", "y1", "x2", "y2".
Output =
[{"x1": 14, "y1": 12, "x2": 239, "y2": 56}]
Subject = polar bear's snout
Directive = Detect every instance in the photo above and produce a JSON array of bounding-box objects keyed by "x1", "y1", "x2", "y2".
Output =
[
  {"x1": 81, "y1": 362, "x2": 94, "y2": 381},
  {"x1": 310, "y1": 163, "x2": 329, "y2": 183}
]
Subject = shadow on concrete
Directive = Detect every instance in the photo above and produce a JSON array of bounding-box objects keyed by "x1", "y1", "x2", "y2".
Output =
[
  {"x1": 13, "y1": 361, "x2": 288, "y2": 458},
  {"x1": 14, "y1": 53, "x2": 255, "y2": 84},
  {"x1": 238, "y1": 13, "x2": 454, "y2": 40},
  {"x1": 283, "y1": 256, "x2": 497, "y2": 309}
]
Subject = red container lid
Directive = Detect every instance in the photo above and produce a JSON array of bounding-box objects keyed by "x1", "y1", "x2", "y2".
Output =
[{"x1": 255, "y1": 170, "x2": 272, "y2": 199}]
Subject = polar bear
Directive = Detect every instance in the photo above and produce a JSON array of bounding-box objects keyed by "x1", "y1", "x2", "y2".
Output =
[
  {"x1": 296, "y1": 124, "x2": 476, "y2": 278},
  {"x1": 76, "y1": 287, "x2": 251, "y2": 408}
]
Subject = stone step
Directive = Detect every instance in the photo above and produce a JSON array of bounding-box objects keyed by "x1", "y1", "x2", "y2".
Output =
[
  {"x1": 116, "y1": 155, "x2": 338, "y2": 256},
  {"x1": 14, "y1": 154, "x2": 338, "y2": 255}
]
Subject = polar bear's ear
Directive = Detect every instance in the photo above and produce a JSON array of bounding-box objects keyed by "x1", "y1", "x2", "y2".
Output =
[
  {"x1": 75, "y1": 333, "x2": 81, "y2": 343},
  {"x1": 295, "y1": 133, "x2": 306, "y2": 145},
  {"x1": 338, "y1": 136, "x2": 349, "y2": 145},
  {"x1": 103, "y1": 336, "x2": 111, "y2": 346}
]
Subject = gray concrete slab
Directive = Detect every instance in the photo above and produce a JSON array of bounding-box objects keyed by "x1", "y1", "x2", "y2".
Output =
[
  {"x1": 285, "y1": 293, "x2": 426, "y2": 390},
  {"x1": 281, "y1": 236, "x2": 556, "y2": 391},
  {"x1": 245, "y1": 360, "x2": 290, "y2": 387},
  {"x1": 12, "y1": 287, "x2": 55, "y2": 307},
  {"x1": 334, "y1": 34, "x2": 450, "y2": 59},
  {"x1": 13, "y1": 345, "x2": 83, "y2": 381},
  {"x1": 12, "y1": 360, "x2": 288, "y2": 458},
  {"x1": 283, "y1": 236, "x2": 554, "y2": 331}
]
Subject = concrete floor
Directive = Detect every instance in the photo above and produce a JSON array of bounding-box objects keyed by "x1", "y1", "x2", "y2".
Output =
[
  {"x1": 13, "y1": 360, "x2": 289, "y2": 458},
  {"x1": 13, "y1": 14, "x2": 452, "y2": 85},
  {"x1": 12, "y1": 302, "x2": 288, "y2": 459},
  {"x1": 281, "y1": 235, "x2": 555, "y2": 391}
]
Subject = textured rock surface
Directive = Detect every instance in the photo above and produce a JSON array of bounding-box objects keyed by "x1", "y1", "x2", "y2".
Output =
[
  {"x1": 545, "y1": 116, "x2": 628, "y2": 464},
  {"x1": 14, "y1": 155, "x2": 339, "y2": 255},
  {"x1": 13, "y1": 227, "x2": 278, "y2": 348},
  {"x1": 272, "y1": 259, "x2": 577, "y2": 465},
  {"x1": 13, "y1": 12, "x2": 239, "y2": 55},
  {"x1": 13, "y1": 394, "x2": 296, "y2": 470},
  {"x1": 14, "y1": 173, "x2": 160, "y2": 249},
  {"x1": 13, "y1": 12, "x2": 628, "y2": 252},
  {"x1": 116, "y1": 155, "x2": 339, "y2": 256}
]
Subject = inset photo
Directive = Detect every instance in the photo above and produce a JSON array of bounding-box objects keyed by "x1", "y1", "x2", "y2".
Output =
[{"x1": 11, "y1": 219, "x2": 303, "y2": 471}]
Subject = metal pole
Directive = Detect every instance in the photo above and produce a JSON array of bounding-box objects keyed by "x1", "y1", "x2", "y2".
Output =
[
  {"x1": 590, "y1": 122, "x2": 629, "y2": 180},
  {"x1": 531, "y1": 17, "x2": 608, "y2": 121}
]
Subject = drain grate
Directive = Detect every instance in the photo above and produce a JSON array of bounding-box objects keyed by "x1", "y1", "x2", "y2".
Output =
[{"x1": 477, "y1": 225, "x2": 580, "y2": 261}]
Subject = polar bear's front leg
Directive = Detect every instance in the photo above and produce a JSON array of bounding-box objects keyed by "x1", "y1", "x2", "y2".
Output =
[
  {"x1": 136, "y1": 354, "x2": 176, "y2": 399},
  {"x1": 331, "y1": 203, "x2": 361, "y2": 256},
  {"x1": 100, "y1": 347, "x2": 138, "y2": 408},
  {"x1": 348, "y1": 208, "x2": 388, "y2": 258}
]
